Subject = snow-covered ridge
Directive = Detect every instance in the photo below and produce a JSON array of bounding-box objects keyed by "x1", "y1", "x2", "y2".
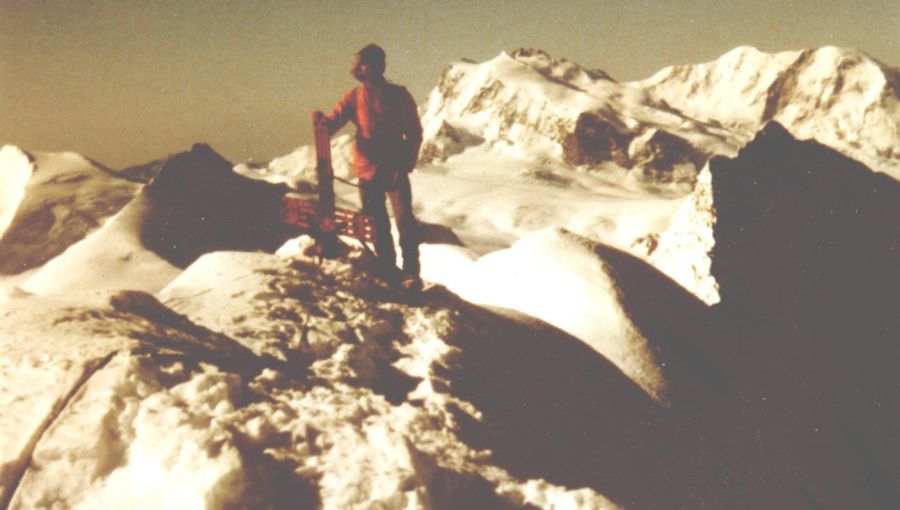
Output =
[
  {"x1": 510, "y1": 48, "x2": 615, "y2": 90},
  {"x1": 19, "y1": 144, "x2": 292, "y2": 295},
  {"x1": 0, "y1": 147, "x2": 140, "y2": 276},
  {"x1": 417, "y1": 45, "x2": 900, "y2": 178},
  {"x1": 637, "y1": 45, "x2": 900, "y2": 176}
]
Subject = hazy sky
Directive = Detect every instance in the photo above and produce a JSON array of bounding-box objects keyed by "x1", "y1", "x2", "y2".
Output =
[{"x1": 2, "y1": 0, "x2": 898, "y2": 168}]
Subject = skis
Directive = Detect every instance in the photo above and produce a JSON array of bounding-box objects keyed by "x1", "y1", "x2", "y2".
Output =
[
  {"x1": 313, "y1": 111, "x2": 336, "y2": 236},
  {"x1": 276, "y1": 113, "x2": 375, "y2": 256}
]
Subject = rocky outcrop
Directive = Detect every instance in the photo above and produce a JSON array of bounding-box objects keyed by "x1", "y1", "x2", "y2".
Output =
[
  {"x1": 418, "y1": 121, "x2": 484, "y2": 163},
  {"x1": 708, "y1": 121, "x2": 900, "y2": 507},
  {"x1": 142, "y1": 143, "x2": 293, "y2": 267},
  {"x1": 561, "y1": 112, "x2": 631, "y2": 167},
  {"x1": 628, "y1": 128, "x2": 709, "y2": 179},
  {"x1": 562, "y1": 113, "x2": 708, "y2": 181}
]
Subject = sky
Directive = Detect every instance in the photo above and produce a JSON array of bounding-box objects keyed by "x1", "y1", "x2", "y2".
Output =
[{"x1": 1, "y1": 0, "x2": 898, "y2": 169}]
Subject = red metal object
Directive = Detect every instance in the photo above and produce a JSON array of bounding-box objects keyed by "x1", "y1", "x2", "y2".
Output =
[{"x1": 280, "y1": 194, "x2": 375, "y2": 246}]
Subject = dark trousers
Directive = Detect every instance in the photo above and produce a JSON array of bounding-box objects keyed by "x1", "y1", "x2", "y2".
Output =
[{"x1": 359, "y1": 173, "x2": 420, "y2": 277}]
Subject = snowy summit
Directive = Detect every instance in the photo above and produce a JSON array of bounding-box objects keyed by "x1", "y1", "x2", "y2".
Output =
[{"x1": 2, "y1": 46, "x2": 900, "y2": 509}]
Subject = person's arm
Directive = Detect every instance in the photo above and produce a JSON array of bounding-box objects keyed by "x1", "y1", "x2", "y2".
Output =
[
  {"x1": 398, "y1": 88, "x2": 422, "y2": 172},
  {"x1": 315, "y1": 88, "x2": 356, "y2": 136}
]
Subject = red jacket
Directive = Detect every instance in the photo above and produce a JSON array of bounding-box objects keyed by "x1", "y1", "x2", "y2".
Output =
[{"x1": 323, "y1": 80, "x2": 423, "y2": 181}]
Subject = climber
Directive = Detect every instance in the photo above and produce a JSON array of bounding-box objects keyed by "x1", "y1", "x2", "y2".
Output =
[{"x1": 313, "y1": 44, "x2": 423, "y2": 292}]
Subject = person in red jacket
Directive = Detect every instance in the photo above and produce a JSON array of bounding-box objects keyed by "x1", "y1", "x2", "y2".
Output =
[{"x1": 314, "y1": 44, "x2": 423, "y2": 290}]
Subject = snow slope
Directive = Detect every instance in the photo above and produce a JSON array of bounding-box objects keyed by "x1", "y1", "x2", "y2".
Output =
[
  {"x1": 0, "y1": 147, "x2": 139, "y2": 275},
  {"x1": 424, "y1": 228, "x2": 672, "y2": 403},
  {"x1": 18, "y1": 192, "x2": 182, "y2": 294},
  {"x1": 645, "y1": 164, "x2": 719, "y2": 304}
]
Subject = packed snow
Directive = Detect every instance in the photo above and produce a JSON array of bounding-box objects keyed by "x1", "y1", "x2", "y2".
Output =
[
  {"x1": 2, "y1": 45, "x2": 900, "y2": 508},
  {"x1": 2, "y1": 242, "x2": 627, "y2": 509}
]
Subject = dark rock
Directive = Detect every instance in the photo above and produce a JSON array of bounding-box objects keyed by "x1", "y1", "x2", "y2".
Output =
[
  {"x1": 630, "y1": 129, "x2": 708, "y2": 179},
  {"x1": 709, "y1": 121, "x2": 900, "y2": 507},
  {"x1": 116, "y1": 158, "x2": 164, "y2": 183},
  {"x1": 419, "y1": 122, "x2": 484, "y2": 163},
  {"x1": 562, "y1": 112, "x2": 632, "y2": 167},
  {"x1": 140, "y1": 144, "x2": 294, "y2": 268}
]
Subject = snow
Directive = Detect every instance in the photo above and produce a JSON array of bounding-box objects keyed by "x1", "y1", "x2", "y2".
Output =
[
  {"x1": 1, "y1": 242, "x2": 624, "y2": 509},
  {"x1": 235, "y1": 134, "x2": 356, "y2": 188},
  {"x1": 0, "y1": 146, "x2": 33, "y2": 239},
  {"x1": 422, "y1": 228, "x2": 670, "y2": 403},
  {"x1": 411, "y1": 146, "x2": 687, "y2": 255},
  {"x1": 647, "y1": 164, "x2": 719, "y2": 304},
  {"x1": 10, "y1": 354, "x2": 248, "y2": 510},
  {"x1": 19, "y1": 195, "x2": 181, "y2": 295},
  {"x1": 0, "y1": 148, "x2": 140, "y2": 278}
]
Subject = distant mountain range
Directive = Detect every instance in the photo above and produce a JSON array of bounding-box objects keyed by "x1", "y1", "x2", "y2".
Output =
[{"x1": 418, "y1": 46, "x2": 899, "y2": 178}]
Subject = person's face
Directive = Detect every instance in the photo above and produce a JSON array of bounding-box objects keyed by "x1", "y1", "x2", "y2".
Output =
[{"x1": 352, "y1": 53, "x2": 378, "y2": 82}]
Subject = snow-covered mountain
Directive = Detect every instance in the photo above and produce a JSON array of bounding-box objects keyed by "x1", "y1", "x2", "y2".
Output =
[
  {"x1": 3, "y1": 45, "x2": 900, "y2": 509},
  {"x1": 639, "y1": 46, "x2": 900, "y2": 176},
  {"x1": 421, "y1": 46, "x2": 899, "y2": 177},
  {"x1": 417, "y1": 48, "x2": 717, "y2": 181}
]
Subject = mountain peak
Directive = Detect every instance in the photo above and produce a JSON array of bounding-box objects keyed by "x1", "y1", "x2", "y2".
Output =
[{"x1": 508, "y1": 47, "x2": 615, "y2": 84}]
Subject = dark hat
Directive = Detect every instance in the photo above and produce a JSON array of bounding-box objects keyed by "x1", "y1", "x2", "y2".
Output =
[{"x1": 357, "y1": 44, "x2": 386, "y2": 67}]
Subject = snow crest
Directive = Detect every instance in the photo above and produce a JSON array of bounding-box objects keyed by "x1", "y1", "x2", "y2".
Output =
[
  {"x1": 0, "y1": 146, "x2": 33, "y2": 241},
  {"x1": 424, "y1": 228, "x2": 672, "y2": 403}
]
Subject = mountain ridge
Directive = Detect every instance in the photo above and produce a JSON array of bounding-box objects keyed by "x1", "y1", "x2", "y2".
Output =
[{"x1": 417, "y1": 45, "x2": 900, "y2": 179}]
